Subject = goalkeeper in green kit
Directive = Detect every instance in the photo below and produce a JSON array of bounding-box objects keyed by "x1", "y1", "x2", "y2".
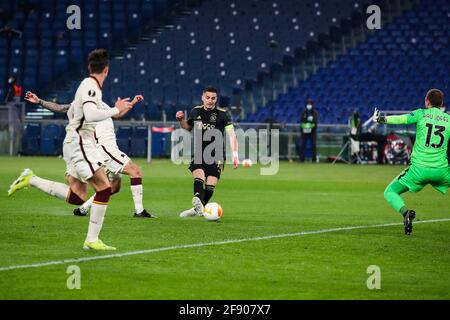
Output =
[{"x1": 373, "y1": 89, "x2": 450, "y2": 235}]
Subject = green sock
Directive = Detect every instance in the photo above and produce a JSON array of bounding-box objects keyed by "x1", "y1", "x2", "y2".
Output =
[
  {"x1": 399, "y1": 206, "x2": 408, "y2": 216},
  {"x1": 383, "y1": 180, "x2": 409, "y2": 216}
]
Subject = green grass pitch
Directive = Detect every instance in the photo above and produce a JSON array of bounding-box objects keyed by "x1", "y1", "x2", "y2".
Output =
[{"x1": 0, "y1": 156, "x2": 449, "y2": 300}]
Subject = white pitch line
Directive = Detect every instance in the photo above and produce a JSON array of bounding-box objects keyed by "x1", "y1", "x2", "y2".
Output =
[{"x1": 1, "y1": 218, "x2": 449, "y2": 272}]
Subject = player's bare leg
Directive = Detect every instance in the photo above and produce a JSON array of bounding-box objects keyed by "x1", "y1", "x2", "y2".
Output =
[
  {"x1": 74, "y1": 177, "x2": 121, "y2": 217},
  {"x1": 8, "y1": 169, "x2": 87, "y2": 206},
  {"x1": 66, "y1": 175, "x2": 88, "y2": 203}
]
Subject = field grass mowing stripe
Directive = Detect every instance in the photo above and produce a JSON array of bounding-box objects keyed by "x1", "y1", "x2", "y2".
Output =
[{"x1": 1, "y1": 218, "x2": 449, "y2": 272}]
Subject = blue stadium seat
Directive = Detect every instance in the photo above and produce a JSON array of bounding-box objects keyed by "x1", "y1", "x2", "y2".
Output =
[
  {"x1": 21, "y1": 123, "x2": 41, "y2": 155},
  {"x1": 130, "y1": 125, "x2": 148, "y2": 157},
  {"x1": 147, "y1": 103, "x2": 163, "y2": 121},
  {"x1": 40, "y1": 124, "x2": 63, "y2": 156},
  {"x1": 247, "y1": 0, "x2": 449, "y2": 124},
  {"x1": 116, "y1": 125, "x2": 133, "y2": 154},
  {"x1": 8, "y1": 0, "x2": 447, "y2": 125}
]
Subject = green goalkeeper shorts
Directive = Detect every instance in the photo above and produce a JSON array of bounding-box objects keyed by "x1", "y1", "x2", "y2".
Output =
[{"x1": 394, "y1": 164, "x2": 450, "y2": 194}]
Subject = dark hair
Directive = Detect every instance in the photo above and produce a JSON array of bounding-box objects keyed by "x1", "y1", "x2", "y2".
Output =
[
  {"x1": 88, "y1": 49, "x2": 109, "y2": 74},
  {"x1": 203, "y1": 86, "x2": 218, "y2": 95},
  {"x1": 426, "y1": 89, "x2": 444, "y2": 107}
]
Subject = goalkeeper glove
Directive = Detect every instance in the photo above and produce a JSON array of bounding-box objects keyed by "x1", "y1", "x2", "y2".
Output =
[{"x1": 373, "y1": 108, "x2": 386, "y2": 123}]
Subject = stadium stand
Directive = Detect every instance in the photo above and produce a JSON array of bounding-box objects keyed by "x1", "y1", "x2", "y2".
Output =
[
  {"x1": 102, "y1": 0, "x2": 379, "y2": 120},
  {"x1": 116, "y1": 125, "x2": 133, "y2": 155},
  {"x1": 2, "y1": 0, "x2": 447, "y2": 156},
  {"x1": 20, "y1": 122, "x2": 40, "y2": 155},
  {"x1": 130, "y1": 125, "x2": 148, "y2": 157},
  {"x1": 39, "y1": 123, "x2": 63, "y2": 155},
  {"x1": 4, "y1": 0, "x2": 383, "y2": 120},
  {"x1": 247, "y1": 0, "x2": 449, "y2": 124},
  {"x1": 0, "y1": 0, "x2": 179, "y2": 111}
]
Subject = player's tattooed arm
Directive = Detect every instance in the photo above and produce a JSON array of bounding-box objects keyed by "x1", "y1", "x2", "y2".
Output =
[
  {"x1": 24, "y1": 91, "x2": 70, "y2": 113},
  {"x1": 39, "y1": 99, "x2": 71, "y2": 113}
]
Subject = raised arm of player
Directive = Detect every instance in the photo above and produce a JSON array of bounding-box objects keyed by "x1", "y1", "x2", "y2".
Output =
[
  {"x1": 176, "y1": 111, "x2": 193, "y2": 131},
  {"x1": 25, "y1": 91, "x2": 71, "y2": 113},
  {"x1": 112, "y1": 95, "x2": 144, "y2": 119},
  {"x1": 131, "y1": 95, "x2": 144, "y2": 106},
  {"x1": 84, "y1": 98, "x2": 131, "y2": 122},
  {"x1": 226, "y1": 126, "x2": 239, "y2": 169},
  {"x1": 373, "y1": 108, "x2": 421, "y2": 125}
]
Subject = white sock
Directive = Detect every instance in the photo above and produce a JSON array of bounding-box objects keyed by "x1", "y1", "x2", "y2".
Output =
[
  {"x1": 80, "y1": 195, "x2": 95, "y2": 213},
  {"x1": 85, "y1": 203, "x2": 107, "y2": 243},
  {"x1": 130, "y1": 184, "x2": 144, "y2": 213},
  {"x1": 29, "y1": 176, "x2": 69, "y2": 201}
]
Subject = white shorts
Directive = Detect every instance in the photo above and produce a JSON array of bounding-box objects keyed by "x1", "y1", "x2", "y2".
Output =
[
  {"x1": 63, "y1": 139, "x2": 104, "y2": 183},
  {"x1": 97, "y1": 143, "x2": 131, "y2": 179}
]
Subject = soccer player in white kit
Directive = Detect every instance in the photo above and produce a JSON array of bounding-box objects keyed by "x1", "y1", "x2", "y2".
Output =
[
  {"x1": 8, "y1": 96, "x2": 124, "y2": 205},
  {"x1": 9, "y1": 49, "x2": 132, "y2": 250},
  {"x1": 18, "y1": 91, "x2": 156, "y2": 219},
  {"x1": 74, "y1": 97, "x2": 156, "y2": 218},
  {"x1": 69, "y1": 49, "x2": 133, "y2": 250},
  {"x1": 8, "y1": 100, "x2": 93, "y2": 205}
]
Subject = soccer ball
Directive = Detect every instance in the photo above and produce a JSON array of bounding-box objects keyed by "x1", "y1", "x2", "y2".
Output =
[
  {"x1": 242, "y1": 159, "x2": 253, "y2": 168},
  {"x1": 203, "y1": 202, "x2": 223, "y2": 221}
]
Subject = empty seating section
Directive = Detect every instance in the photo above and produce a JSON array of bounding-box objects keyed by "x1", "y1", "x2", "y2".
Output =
[
  {"x1": 130, "y1": 125, "x2": 148, "y2": 157},
  {"x1": 21, "y1": 123, "x2": 152, "y2": 157},
  {"x1": 248, "y1": 0, "x2": 450, "y2": 124},
  {"x1": 20, "y1": 122, "x2": 41, "y2": 155},
  {"x1": 39, "y1": 123, "x2": 63, "y2": 155},
  {"x1": 102, "y1": 0, "x2": 371, "y2": 117},
  {"x1": 3, "y1": 0, "x2": 448, "y2": 131},
  {"x1": 0, "y1": 0, "x2": 175, "y2": 104},
  {"x1": 116, "y1": 125, "x2": 133, "y2": 154}
]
